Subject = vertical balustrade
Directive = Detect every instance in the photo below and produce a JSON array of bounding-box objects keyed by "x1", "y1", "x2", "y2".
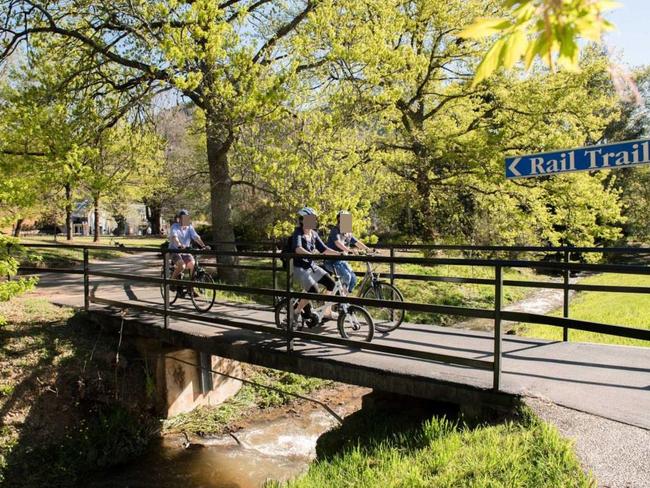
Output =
[
  {"x1": 562, "y1": 251, "x2": 569, "y2": 342},
  {"x1": 286, "y1": 257, "x2": 294, "y2": 352},
  {"x1": 163, "y1": 249, "x2": 170, "y2": 329},
  {"x1": 83, "y1": 248, "x2": 89, "y2": 312},
  {"x1": 493, "y1": 264, "x2": 503, "y2": 391}
]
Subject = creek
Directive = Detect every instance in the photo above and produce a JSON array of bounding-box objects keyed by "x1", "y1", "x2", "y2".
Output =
[{"x1": 88, "y1": 388, "x2": 367, "y2": 488}]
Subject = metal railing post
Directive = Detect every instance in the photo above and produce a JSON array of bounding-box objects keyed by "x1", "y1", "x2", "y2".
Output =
[
  {"x1": 163, "y1": 250, "x2": 170, "y2": 329},
  {"x1": 389, "y1": 246, "x2": 395, "y2": 287},
  {"x1": 562, "y1": 250, "x2": 570, "y2": 342},
  {"x1": 286, "y1": 256, "x2": 294, "y2": 352},
  {"x1": 272, "y1": 239, "x2": 278, "y2": 305},
  {"x1": 83, "y1": 248, "x2": 89, "y2": 312},
  {"x1": 493, "y1": 264, "x2": 503, "y2": 391},
  {"x1": 6, "y1": 242, "x2": 12, "y2": 282}
]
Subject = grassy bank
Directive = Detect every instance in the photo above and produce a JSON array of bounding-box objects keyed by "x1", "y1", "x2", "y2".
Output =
[
  {"x1": 273, "y1": 401, "x2": 592, "y2": 488},
  {"x1": 517, "y1": 273, "x2": 650, "y2": 347},
  {"x1": 0, "y1": 296, "x2": 157, "y2": 487}
]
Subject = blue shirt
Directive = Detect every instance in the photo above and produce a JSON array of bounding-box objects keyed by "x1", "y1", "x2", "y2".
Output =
[
  {"x1": 327, "y1": 226, "x2": 358, "y2": 250},
  {"x1": 291, "y1": 227, "x2": 327, "y2": 269},
  {"x1": 169, "y1": 223, "x2": 200, "y2": 250}
]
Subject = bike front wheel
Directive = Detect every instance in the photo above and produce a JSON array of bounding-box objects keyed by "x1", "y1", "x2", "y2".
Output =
[
  {"x1": 274, "y1": 297, "x2": 299, "y2": 330},
  {"x1": 190, "y1": 271, "x2": 216, "y2": 312},
  {"x1": 362, "y1": 282, "x2": 404, "y2": 333},
  {"x1": 160, "y1": 268, "x2": 179, "y2": 305},
  {"x1": 337, "y1": 305, "x2": 374, "y2": 342}
]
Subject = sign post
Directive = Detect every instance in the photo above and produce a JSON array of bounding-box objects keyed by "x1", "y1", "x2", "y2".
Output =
[{"x1": 505, "y1": 138, "x2": 650, "y2": 179}]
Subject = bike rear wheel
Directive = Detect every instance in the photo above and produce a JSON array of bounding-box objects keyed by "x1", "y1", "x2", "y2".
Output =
[
  {"x1": 362, "y1": 282, "x2": 404, "y2": 333},
  {"x1": 160, "y1": 268, "x2": 179, "y2": 305},
  {"x1": 190, "y1": 271, "x2": 216, "y2": 312},
  {"x1": 337, "y1": 305, "x2": 374, "y2": 342}
]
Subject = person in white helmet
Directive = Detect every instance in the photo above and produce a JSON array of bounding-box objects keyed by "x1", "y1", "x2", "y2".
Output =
[
  {"x1": 291, "y1": 207, "x2": 343, "y2": 321},
  {"x1": 324, "y1": 211, "x2": 370, "y2": 293},
  {"x1": 168, "y1": 209, "x2": 208, "y2": 283}
]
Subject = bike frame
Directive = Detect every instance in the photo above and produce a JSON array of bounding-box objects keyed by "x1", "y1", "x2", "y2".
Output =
[
  {"x1": 354, "y1": 260, "x2": 382, "y2": 296},
  {"x1": 168, "y1": 252, "x2": 204, "y2": 292}
]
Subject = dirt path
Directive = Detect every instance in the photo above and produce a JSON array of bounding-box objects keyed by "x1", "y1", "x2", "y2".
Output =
[{"x1": 453, "y1": 275, "x2": 582, "y2": 332}]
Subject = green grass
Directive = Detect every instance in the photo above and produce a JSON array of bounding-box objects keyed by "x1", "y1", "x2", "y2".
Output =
[
  {"x1": 162, "y1": 367, "x2": 331, "y2": 435},
  {"x1": 273, "y1": 405, "x2": 593, "y2": 488},
  {"x1": 17, "y1": 235, "x2": 164, "y2": 267},
  {"x1": 517, "y1": 273, "x2": 650, "y2": 347},
  {"x1": 393, "y1": 263, "x2": 546, "y2": 325},
  {"x1": 213, "y1": 257, "x2": 550, "y2": 326},
  {"x1": 0, "y1": 296, "x2": 157, "y2": 487},
  {"x1": 20, "y1": 235, "x2": 165, "y2": 247}
]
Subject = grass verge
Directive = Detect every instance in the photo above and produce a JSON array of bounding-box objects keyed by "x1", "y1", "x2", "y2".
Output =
[
  {"x1": 274, "y1": 402, "x2": 593, "y2": 488},
  {"x1": 516, "y1": 273, "x2": 650, "y2": 347}
]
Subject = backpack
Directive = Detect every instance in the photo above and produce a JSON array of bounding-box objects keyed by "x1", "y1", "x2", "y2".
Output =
[{"x1": 279, "y1": 236, "x2": 293, "y2": 269}]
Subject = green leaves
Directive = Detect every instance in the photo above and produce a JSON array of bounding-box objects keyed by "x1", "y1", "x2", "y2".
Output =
[{"x1": 460, "y1": 0, "x2": 621, "y2": 85}]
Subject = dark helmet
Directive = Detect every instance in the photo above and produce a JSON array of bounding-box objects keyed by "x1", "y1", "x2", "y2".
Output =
[{"x1": 177, "y1": 209, "x2": 190, "y2": 217}]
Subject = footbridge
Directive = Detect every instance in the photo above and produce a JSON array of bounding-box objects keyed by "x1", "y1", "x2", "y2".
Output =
[{"x1": 17, "y1": 242, "x2": 650, "y2": 427}]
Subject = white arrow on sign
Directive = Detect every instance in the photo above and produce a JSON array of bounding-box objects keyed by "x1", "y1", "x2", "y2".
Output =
[{"x1": 508, "y1": 157, "x2": 522, "y2": 177}]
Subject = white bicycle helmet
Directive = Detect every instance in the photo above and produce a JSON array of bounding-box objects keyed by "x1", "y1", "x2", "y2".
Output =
[{"x1": 297, "y1": 207, "x2": 317, "y2": 217}]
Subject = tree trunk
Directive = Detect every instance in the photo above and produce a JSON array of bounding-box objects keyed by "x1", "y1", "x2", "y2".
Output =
[
  {"x1": 93, "y1": 195, "x2": 100, "y2": 243},
  {"x1": 205, "y1": 113, "x2": 238, "y2": 283},
  {"x1": 65, "y1": 183, "x2": 73, "y2": 241},
  {"x1": 144, "y1": 201, "x2": 162, "y2": 235},
  {"x1": 13, "y1": 218, "x2": 24, "y2": 237}
]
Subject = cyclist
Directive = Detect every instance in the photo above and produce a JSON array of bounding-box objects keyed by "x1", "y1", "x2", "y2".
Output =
[
  {"x1": 324, "y1": 211, "x2": 371, "y2": 293},
  {"x1": 168, "y1": 209, "x2": 209, "y2": 284},
  {"x1": 291, "y1": 207, "x2": 343, "y2": 323}
]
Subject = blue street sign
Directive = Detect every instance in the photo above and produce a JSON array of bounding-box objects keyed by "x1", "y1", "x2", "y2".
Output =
[{"x1": 505, "y1": 138, "x2": 650, "y2": 179}]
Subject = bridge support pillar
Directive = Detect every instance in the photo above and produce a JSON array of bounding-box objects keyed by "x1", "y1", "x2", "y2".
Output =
[{"x1": 135, "y1": 339, "x2": 243, "y2": 418}]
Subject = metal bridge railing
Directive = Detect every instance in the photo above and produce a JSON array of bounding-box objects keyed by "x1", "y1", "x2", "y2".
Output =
[{"x1": 14, "y1": 241, "x2": 650, "y2": 393}]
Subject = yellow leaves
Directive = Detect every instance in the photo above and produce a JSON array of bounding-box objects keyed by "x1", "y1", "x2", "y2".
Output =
[
  {"x1": 461, "y1": 0, "x2": 621, "y2": 85},
  {"x1": 459, "y1": 17, "x2": 511, "y2": 39}
]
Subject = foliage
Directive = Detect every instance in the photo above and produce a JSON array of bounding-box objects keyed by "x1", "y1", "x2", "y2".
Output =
[
  {"x1": 143, "y1": 106, "x2": 212, "y2": 227},
  {"x1": 0, "y1": 0, "x2": 642, "y2": 250},
  {"x1": 331, "y1": 1, "x2": 623, "y2": 246},
  {"x1": 461, "y1": 0, "x2": 620, "y2": 84},
  {"x1": 0, "y1": 237, "x2": 37, "y2": 316},
  {"x1": 231, "y1": 111, "x2": 388, "y2": 238},
  {"x1": 275, "y1": 405, "x2": 593, "y2": 487},
  {"x1": 602, "y1": 67, "x2": 650, "y2": 241}
]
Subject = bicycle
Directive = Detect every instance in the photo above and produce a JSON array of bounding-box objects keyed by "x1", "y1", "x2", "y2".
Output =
[
  {"x1": 160, "y1": 247, "x2": 216, "y2": 313},
  {"x1": 343, "y1": 251, "x2": 405, "y2": 333},
  {"x1": 274, "y1": 265, "x2": 374, "y2": 342}
]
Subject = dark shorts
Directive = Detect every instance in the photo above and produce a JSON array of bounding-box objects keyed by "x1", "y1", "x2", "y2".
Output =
[{"x1": 172, "y1": 253, "x2": 194, "y2": 265}]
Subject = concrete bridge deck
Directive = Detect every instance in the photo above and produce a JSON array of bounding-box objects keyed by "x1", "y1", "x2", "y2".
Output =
[{"x1": 28, "y1": 255, "x2": 650, "y2": 429}]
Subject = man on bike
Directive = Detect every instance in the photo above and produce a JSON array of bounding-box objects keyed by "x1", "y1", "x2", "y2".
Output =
[
  {"x1": 168, "y1": 209, "x2": 208, "y2": 284},
  {"x1": 291, "y1": 207, "x2": 343, "y2": 323},
  {"x1": 324, "y1": 211, "x2": 371, "y2": 293}
]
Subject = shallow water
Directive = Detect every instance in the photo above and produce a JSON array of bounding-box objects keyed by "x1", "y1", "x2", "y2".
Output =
[{"x1": 88, "y1": 407, "x2": 345, "y2": 487}]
